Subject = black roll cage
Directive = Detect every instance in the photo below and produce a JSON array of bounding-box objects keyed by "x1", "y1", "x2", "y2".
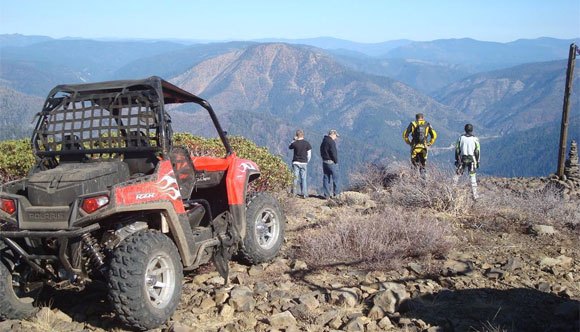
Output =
[{"x1": 31, "y1": 76, "x2": 232, "y2": 160}]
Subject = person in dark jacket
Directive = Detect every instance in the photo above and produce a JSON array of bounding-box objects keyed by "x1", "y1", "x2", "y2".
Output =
[
  {"x1": 320, "y1": 129, "x2": 340, "y2": 198},
  {"x1": 289, "y1": 129, "x2": 312, "y2": 198}
]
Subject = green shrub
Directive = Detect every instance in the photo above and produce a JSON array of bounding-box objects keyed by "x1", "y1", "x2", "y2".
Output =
[
  {"x1": 0, "y1": 139, "x2": 35, "y2": 181},
  {"x1": 173, "y1": 133, "x2": 292, "y2": 192}
]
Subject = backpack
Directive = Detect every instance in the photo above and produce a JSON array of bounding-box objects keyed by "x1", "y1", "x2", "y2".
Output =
[{"x1": 412, "y1": 122, "x2": 429, "y2": 145}]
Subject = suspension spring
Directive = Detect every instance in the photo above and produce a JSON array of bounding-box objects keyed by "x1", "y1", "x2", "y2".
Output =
[{"x1": 81, "y1": 233, "x2": 105, "y2": 269}]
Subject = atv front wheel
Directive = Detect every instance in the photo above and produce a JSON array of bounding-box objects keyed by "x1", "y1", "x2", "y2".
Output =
[
  {"x1": 239, "y1": 193, "x2": 286, "y2": 264},
  {"x1": 108, "y1": 230, "x2": 183, "y2": 330},
  {"x1": 0, "y1": 241, "x2": 41, "y2": 320}
]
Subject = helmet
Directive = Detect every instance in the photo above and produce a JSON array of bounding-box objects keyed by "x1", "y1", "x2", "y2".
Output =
[{"x1": 465, "y1": 124, "x2": 474, "y2": 133}]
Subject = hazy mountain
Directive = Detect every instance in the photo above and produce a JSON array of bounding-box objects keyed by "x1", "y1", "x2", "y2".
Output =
[
  {"x1": 170, "y1": 43, "x2": 465, "y2": 151},
  {"x1": 166, "y1": 42, "x2": 473, "y2": 185},
  {"x1": 271, "y1": 37, "x2": 577, "y2": 94},
  {"x1": 434, "y1": 60, "x2": 580, "y2": 134},
  {"x1": 0, "y1": 58, "x2": 91, "y2": 96},
  {"x1": 484, "y1": 115, "x2": 580, "y2": 177},
  {"x1": 2, "y1": 34, "x2": 576, "y2": 98},
  {"x1": 385, "y1": 37, "x2": 577, "y2": 72},
  {"x1": 0, "y1": 86, "x2": 43, "y2": 140},
  {"x1": 0, "y1": 39, "x2": 188, "y2": 95},
  {"x1": 433, "y1": 59, "x2": 580, "y2": 176},
  {"x1": 255, "y1": 37, "x2": 413, "y2": 56},
  {"x1": 112, "y1": 42, "x2": 255, "y2": 80},
  {"x1": 328, "y1": 52, "x2": 471, "y2": 93},
  {"x1": 0, "y1": 33, "x2": 53, "y2": 47},
  {"x1": 115, "y1": 38, "x2": 469, "y2": 94}
]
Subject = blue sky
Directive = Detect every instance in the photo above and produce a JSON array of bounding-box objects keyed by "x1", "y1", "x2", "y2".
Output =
[{"x1": 1, "y1": 0, "x2": 579, "y2": 42}]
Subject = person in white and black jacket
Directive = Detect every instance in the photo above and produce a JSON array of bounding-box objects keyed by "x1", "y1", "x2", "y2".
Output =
[
  {"x1": 289, "y1": 129, "x2": 312, "y2": 198},
  {"x1": 454, "y1": 123, "x2": 481, "y2": 199},
  {"x1": 320, "y1": 129, "x2": 340, "y2": 198}
]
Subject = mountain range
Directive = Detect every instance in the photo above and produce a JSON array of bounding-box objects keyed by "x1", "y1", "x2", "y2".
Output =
[
  {"x1": 0, "y1": 33, "x2": 579, "y2": 182},
  {"x1": 435, "y1": 60, "x2": 580, "y2": 134}
]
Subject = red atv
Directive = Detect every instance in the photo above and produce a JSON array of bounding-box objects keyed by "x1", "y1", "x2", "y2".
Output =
[{"x1": 0, "y1": 77, "x2": 285, "y2": 329}]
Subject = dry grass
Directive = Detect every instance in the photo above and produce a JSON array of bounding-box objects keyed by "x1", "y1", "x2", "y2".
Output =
[
  {"x1": 296, "y1": 163, "x2": 463, "y2": 269},
  {"x1": 298, "y1": 205, "x2": 453, "y2": 270},
  {"x1": 19, "y1": 307, "x2": 56, "y2": 332},
  {"x1": 293, "y1": 161, "x2": 580, "y2": 270},
  {"x1": 349, "y1": 163, "x2": 395, "y2": 192},
  {"x1": 275, "y1": 191, "x2": 303, "y2": 219},
  {"x1": 352, "y1": 162, "x2": 579, "y2": 232},
  {"x1": 471, "y1": 321, "x2": 509, "y2": 332},
  {"x1": 371, "y1": 163, "x2": 473, "y2": 215},
  {"x1": 474, "y1": 185, "x2": 580, "y2": 232},
  {"x1": 390, "y1": 175, "x2": 471, "y2": 214}
]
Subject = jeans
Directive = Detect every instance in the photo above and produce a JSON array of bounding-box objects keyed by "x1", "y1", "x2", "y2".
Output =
[
  {"x1": 322, "y1": 162, "x2": 340, "y2": 198},
  {"x1": 292, "y1": 163, "x2": 308, "y2": 197}
]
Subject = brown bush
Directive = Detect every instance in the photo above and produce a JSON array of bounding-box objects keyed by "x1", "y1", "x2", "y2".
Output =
[
  {"x1": 349, "y1": 163, "x2": 394, "y2": 192},
  {"x1": 353, "y1": 161, "x2": 566, "y2": 229},
  {"x1": 350, "y1": 162, "x2": 473, "y2": 215},
  {"x1": 297, "y1": 205, "x2": 453, "y2": 269},
  {"x1": 297, "y1": 161, "x2": 579, "y2": 272},
  {"x1": 386, "y1": 164, "x2": 472, "y2": 215},
  {"x1": 474, "y1": 186, "x2": 580, "y2": 231}
]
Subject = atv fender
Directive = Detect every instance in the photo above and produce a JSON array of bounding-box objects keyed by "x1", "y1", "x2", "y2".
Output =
[
  {"x1": 225, "y1": 157, "x2": 260, "y2": 241},
  {"x1": 110, "y1": 203, "x2": 196, "y2": 266}
]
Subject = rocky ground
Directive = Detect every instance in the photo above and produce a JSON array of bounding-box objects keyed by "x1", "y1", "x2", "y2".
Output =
[{"x1": 0, "y1": 178, "x2": 579, "y2": 332}]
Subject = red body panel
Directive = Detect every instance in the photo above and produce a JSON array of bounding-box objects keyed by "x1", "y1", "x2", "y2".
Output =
[
  {"x1": 226, "y1": 156, "x2": 259, "y2": 205},
  {"x1": 115, "y1": 160, "x2": 186, "y2": 214},
  {"x1": 114, "y1": 153, "x2": 259, "y2": 211},
  {"x1": 192, "y1": 156, "x2": 230, "y2": 171},
  {"x1": 193, "y1": 153, "x2": 259, "y2": 205}
]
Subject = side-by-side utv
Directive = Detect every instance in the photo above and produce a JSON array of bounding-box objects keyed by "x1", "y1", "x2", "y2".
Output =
[{"x1": 0, "y1": 77, "x2": 285, "y2": 330}]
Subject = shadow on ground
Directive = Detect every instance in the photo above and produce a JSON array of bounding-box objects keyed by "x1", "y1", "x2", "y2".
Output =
[
  {"x1": 287, "y1": 265, "x2": 579, "y2": 332},
  {"x1": 401, "y1": 287, "x2": 579, "y2": 332},
  {"x1": 39, "y1": 282, "x2": 122, "y2": 330}
]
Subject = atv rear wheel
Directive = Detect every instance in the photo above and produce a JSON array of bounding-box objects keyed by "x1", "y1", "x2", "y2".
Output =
[
  {"x1": 0, "y1": 241, "x2": 41, "y2": 320},
  {"x1": 108, "y1": 230, "x2": 183, "y2": 330},
  {"x1": 239, "y1": 193, "x2": 285, "y2": 264}
]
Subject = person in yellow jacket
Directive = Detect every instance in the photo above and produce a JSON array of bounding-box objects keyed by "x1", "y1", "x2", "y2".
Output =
[{"x1": 402, "y1": 113, "x2": 437, "y2": 177}]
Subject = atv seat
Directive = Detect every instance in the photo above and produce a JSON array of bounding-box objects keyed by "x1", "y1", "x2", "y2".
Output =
[
  {"x1": 169, "y1": 146, "x2": 197, "y2": 199},
  {"x1": 59, "y1": 135, "x2": 87, "y2": 163},
  {"x1": 123, "y1": 131, "x2": 158, "y2": 175},
  {"x1": 186, "y1": 202, "x2": 206, "y2": 228}
]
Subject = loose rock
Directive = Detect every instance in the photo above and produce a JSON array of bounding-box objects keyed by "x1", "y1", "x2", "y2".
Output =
[{"x1": 269, "y1": 311, "x2": 297, "y2": 329}]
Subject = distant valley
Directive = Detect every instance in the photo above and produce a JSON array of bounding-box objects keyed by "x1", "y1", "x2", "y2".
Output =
[{"x1": 0, "y1": 33, "x2": 578, "y2": 181}]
